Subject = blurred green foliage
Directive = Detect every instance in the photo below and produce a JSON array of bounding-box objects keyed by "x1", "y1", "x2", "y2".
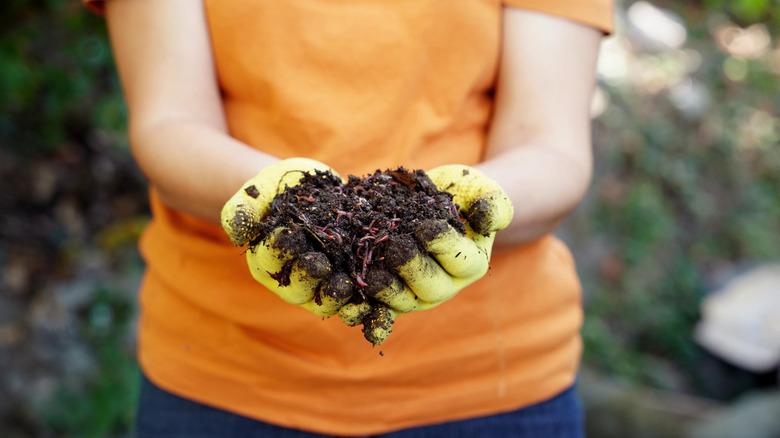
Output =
[
  {"x1": 579, "y1": 1, "x2": 780, "y2": 396},
  {"x1": 43, "y1": 288, "x2": 140, "y2": 438},
  {"x1": 705, "y1": 0, "x2": 780, "y2": 27},
  {"x1": 0, "y1": 0, "x2": 126, "y2": 156},
  {"x1": 1, "y1": 1, "x2": 137, "y2": 436}
]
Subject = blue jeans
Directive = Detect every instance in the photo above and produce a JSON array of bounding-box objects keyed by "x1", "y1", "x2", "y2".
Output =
[{"x1": 136, "y1": 374, "x2": 583, "y2": 437}]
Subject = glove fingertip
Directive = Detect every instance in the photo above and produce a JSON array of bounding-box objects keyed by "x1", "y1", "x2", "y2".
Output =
[
  {"x1": 362, "y1": 304, "x2": 395, "y2": 345},
  {"x1": 338, "y1": 302, "x2": 372, "y2": 326},
  {"x1": 466, "y1": 194, "x2": 514, "y2": 235},
  {"x1": 297, "y1": 252, "x2": 332, "y2": 280},
  {"x1": 383, "y1": 235, "x2": 419, "y2": 269},
  {"x1": 414, "y1": 219, "x2": 449, "y2": 244},
  {"x1": 221, "y1": 199, "x2": 260, "y2": 246}
]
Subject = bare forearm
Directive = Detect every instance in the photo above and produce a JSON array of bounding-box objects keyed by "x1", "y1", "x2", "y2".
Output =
[
  {"x1": 131, "y1": 120, "x2": 275, "y2": 223},
  {"x1": 104, "y1": 0, "x2": 275, "y2": 223},
  {"x1": 478, "y1": 140, "x2": 592, "y2": 245},
  {"x1": 478, "y1": 9, "x2": 600, "y2": 246}
]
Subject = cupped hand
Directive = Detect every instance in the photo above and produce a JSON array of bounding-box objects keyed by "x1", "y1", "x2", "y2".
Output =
[
  {"x1": 364, "y1": 164, "x2": 514, "y2": 314},
  {"x1": 221, "y1": 158, "x2": 355, "y2": 317}
]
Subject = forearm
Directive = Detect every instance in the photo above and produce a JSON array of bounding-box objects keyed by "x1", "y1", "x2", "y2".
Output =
[
  {"x1": 477, "y1": 138, "x2": 592, "y2": 245},
  {"x1": 131, "y1": 120, "x2": 276, "y2": 223},
  {"x1": 477, "y1": 9, "x2": 600, "y2": 246},
  {"x1": 104, "y1": 0, "x2": 275, "y2": 223}
]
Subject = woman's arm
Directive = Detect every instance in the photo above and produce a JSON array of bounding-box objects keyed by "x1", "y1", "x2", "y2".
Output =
[
  {"x1": 106, "y1": 0, "x2": 276, "y2": 222},
  {"x1": 478, "y1": 8, "x2": 602, "y2": 245}
]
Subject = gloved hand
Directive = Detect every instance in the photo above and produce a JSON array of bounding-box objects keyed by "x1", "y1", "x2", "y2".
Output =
[
  {"x1": 222, "y1": 160, "x2": 513, "y2": 345},
  {"x1": 221, "y1": 158, "x2": 354, "y2": 317},
  {"x1": 358, "y1": 164, "x2": 514, "y2": 317}
]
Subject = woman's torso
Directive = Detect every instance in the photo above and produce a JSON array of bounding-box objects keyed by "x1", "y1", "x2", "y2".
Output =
[{"x1": 136, "y1": 1, "x2": 585, "y2": 435}]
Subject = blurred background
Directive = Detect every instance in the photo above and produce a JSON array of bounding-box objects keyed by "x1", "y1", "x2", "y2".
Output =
[{"x1": 1, "y1": 0, "x2": 779, "y2": 436}]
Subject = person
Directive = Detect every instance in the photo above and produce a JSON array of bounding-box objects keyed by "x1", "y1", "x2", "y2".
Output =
[{"x1": 85, "y1": 0, "x2": 612, "y2": 436}]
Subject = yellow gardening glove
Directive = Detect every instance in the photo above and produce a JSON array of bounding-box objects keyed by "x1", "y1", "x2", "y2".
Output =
[
  {"x1": 361, "y1": 164, "x2": 514, "y2": 315},
  {"x1": 221, "y1": 158, "x2": 354, "y2": 317}
]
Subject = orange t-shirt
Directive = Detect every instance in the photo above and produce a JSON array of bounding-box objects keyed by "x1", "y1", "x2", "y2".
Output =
[{"x1": 88, "y1": 0, "x2": 612, "y2": 435}]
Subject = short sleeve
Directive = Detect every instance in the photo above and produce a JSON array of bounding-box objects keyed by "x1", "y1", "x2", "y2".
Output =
[
  {"x1": 83, "y1": 0, "x2": 105, "y2": 14},
  {"x1": 503, "y1": 0, "x2": 614, "y2": 34}
]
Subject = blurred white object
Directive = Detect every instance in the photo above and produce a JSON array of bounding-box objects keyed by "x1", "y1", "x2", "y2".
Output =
[
  {"x1": 590, "y1": 86, "x2": 609, "y2": 118},
  {"x1": 598, "y1": 37, "x2": 631, "y2": 84},
  {"x1": 668, "y1": 78, "x2": 710, "y2": 119},
  {"x1": 714, "y1": 23, "x2": 771, "y2": 60},
  {"x1": 695, "y1": 264, "x2": 780, "y2": 372},
  {"x1": 627, "y1": 1, "x2": 687, "y2": 51}
]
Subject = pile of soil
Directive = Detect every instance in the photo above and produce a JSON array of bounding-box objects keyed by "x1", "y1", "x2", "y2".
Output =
[{"x1": 252, "y1": 167, "x2": 467, "y2": 344}]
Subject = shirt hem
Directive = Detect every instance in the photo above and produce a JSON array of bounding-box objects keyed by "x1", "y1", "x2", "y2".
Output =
[{"x1": 139, "y1": 346, "x2": 578, "y2": 436}]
